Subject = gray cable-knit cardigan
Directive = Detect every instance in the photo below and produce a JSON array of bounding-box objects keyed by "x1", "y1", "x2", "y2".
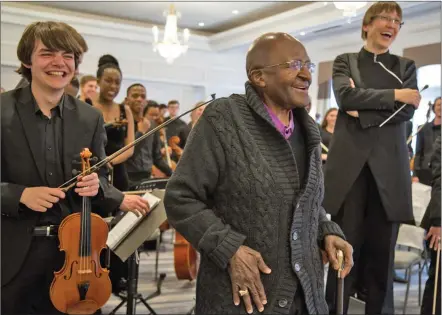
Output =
[{"x1": 164, "y1": 82, "x2": 345, "y2": 314}]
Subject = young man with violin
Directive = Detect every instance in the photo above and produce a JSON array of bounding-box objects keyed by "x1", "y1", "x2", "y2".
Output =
[
  {"x1": 323, "y1": 2, "x2": 421, "y2": 314},
  {"x1": 125, "y1": 85, "x2": 173, "y2": 187},
  {"x1": 1, "y1": 22, "x2": 149, "y2": 314}
]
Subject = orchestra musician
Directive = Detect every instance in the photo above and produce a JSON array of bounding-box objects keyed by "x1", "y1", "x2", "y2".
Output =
[
  {"x1": 125, "y1": 85, "x2": 173, "y2": 187},
  {"x1": 323, "y1": 2, "x2": 421, "y2": 314},
  {"x1": 414, "y1": 97, "x2": 441, "y2": 185},
  {"x1": 0, "y1": 21, "x2": 138, "y2": 314},
  {"x1": 163, "y1": 100, "x2": 190, "y2": 161},
  {"x1": 188, "y1": 101, "x2": 207, "y2": 129},
  {"x1": 164, "y1": 32, "x2": 353, "y2": 315},
  {"x1": 92, "y1": 55, "x2": 135, "y2": 192}
]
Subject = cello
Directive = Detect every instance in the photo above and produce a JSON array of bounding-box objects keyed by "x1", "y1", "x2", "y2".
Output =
[
  {"x1": 170, "y1": 119, "x2": 198, "y2": 280},
  {"x1": 50, "y1": 148, "x2": 111, "y2": 315}
]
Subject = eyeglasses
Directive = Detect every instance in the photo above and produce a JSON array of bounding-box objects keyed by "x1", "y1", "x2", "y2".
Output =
[
  {"x1": 373, "y1": 15, "x2": 404, "y2": 28},
  {"x1": 252, "y1": 60, "x2": 316, "y2": 74}
]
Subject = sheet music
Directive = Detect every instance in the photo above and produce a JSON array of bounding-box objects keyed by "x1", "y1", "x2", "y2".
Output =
[{"x1": 106, "y1": 192, "x2": 161, "y2": 250}]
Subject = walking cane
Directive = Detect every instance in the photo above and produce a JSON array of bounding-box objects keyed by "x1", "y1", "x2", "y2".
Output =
[
  {"x1": 432, "y1": 239, "x2": 441, "y2": 315},
  {"x1": 337, "y1": 250, "x2": 344, "y2": 315}
]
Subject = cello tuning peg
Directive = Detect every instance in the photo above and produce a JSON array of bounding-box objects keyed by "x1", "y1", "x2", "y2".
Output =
[{"x1": 210, "y1": 93, "x2": 216, "y2": 100}]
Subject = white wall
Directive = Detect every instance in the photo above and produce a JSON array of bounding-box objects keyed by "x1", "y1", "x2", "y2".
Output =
[
  {"x1": 0, "y1": 3, "x2": 247, "y2": 120},
  {"x1": 1, "y1": 2, "x2": 439, "y2": 121}
]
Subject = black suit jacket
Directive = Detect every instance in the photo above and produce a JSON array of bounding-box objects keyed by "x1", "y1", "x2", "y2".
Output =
[
  {"x1": 415, "y1": 120, "x2": 440, "y2": 173},
  {"x1": 323, "y1": 49, "x2": 417, "y2": 223},
  {"x1": 1, "y1": 86, "x2": 124, "y2": 286}
]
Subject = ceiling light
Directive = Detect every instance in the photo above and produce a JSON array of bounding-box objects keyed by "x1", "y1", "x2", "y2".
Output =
[
  {"x1": 198, "y1": 22, "x2": 205, "y2": 27},
  {"x1": 300, "y1": 31, "x2": 306, "y2": 36},
  {"x1": 232, "y1": 10, "x2": 239, "y2": 14},
  {"x1": 152, "y1": 4, "x2": 190, "y2": 64},
  {"x1": 334, "y1": 2, "x2": 367, "y2": 17}
]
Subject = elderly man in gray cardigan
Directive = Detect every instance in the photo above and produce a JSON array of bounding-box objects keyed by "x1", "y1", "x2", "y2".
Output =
[{"x1": 164, "y1": 33, "x2": 353, "y2": 315}]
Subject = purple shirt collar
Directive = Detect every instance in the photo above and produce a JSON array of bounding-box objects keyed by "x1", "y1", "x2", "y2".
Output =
[{"x1": 264, "y1": 103, "x2": 295, "y2": 140}]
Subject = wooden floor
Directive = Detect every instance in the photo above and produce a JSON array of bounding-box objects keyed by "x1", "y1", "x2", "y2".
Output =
[{"x1": 102, "y1": 231, "x2": 429, "y2": 315}]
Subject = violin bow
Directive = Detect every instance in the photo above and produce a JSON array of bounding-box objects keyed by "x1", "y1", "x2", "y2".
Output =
[{"x1": 58, "y1": 94, "x2": 216, "y2": 192}]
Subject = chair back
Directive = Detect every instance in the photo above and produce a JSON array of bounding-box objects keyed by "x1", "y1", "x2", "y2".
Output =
[{"x1": 396, "y1": 224, "x2": 426, "y2": 252}]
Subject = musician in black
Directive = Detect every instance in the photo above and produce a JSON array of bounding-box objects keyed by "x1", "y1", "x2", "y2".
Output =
[
  {"x1": 414, "y1": 97, "x2": 441, "y2": 185},
  {"x1": 0, "y1": 21, "x2": 125, "y2": 314},
  {"x1": 125, "y1": 85, "x2": 172, "y2": 187},
  {"x1": 323, "y1": 2, "x2": 421, "y2": 314}
]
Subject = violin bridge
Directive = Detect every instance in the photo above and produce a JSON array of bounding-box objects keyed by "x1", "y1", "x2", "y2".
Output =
[{"x1": 77, "y1": 269, "x2": 93, "y2": 275}]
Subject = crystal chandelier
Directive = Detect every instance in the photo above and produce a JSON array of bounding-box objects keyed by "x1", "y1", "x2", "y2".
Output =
[
  {"x1": 334, "y1": 2, "x2": 367, "y2": 17},
  {"x1": 152, "y1": 5, "x2": 190, "y2": 64}
]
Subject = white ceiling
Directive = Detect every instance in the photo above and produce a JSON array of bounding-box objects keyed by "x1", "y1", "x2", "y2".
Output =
[{"x1": 35, "y1": 1, "x2": 312, "y2": 33}]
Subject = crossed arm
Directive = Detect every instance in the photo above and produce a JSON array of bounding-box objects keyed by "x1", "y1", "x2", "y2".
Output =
[{"x1": 332, "y1": 54, "x2": 419, "y2": 128}]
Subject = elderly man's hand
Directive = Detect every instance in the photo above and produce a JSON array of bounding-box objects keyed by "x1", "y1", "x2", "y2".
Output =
[
  {"x1": 229, "y1": 246, "x2": 271, "y2": 314},
  {"x1": 324, "y1": 235, "x2": 353, "y2": 278},
  {"x1": 426, "y1": 226, "x2": 441, "y2": 251}
]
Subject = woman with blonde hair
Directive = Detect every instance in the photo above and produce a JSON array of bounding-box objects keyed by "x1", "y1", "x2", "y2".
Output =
[{"x1": 189, "y1": 101, "x2": 206, "y2": 129}]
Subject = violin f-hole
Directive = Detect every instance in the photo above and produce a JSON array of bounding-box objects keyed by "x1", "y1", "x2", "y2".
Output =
[{"x1": 63, "y1": 261, "x2": 78, "y2": 280}]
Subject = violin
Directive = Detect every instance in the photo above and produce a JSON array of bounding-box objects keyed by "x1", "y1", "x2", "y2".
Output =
[
  {"x1": 152, "y1": 128, "x2": 177, "y2": 178},
  {"x1": 168, "y1": 136, "x2": 183, "y2": 160},
  {"x1": 103, "y1": 118, "x2": 128, "y2": 129},
  {"x1": 50, "y1": 148, "x2": 111, "y2": 314}
]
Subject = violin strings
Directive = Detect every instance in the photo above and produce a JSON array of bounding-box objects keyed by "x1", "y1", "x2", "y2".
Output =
[{"x1": 81, "y1": 196, "x2": 86, "y2": 282}]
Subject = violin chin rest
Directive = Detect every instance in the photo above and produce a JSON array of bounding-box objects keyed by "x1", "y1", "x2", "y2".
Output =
[{"x1": 66, "y1": 299, "x2": 99, "y2": 315}]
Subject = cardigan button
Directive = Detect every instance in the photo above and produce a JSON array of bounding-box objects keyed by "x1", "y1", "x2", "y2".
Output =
[
  {"x1": 292, "y1": 231, "x2": 298, "y2": 241},
  {"x1": 278, "y1": 299, "x2": 288, "y2": 308},
  {"x1": 294, "y1": 263, "x2": 301, "y2": 272}
]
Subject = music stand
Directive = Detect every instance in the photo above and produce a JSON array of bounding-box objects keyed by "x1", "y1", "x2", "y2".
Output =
[{"x1": 109, "y1": 184, "x2": 168, "y2": 315}]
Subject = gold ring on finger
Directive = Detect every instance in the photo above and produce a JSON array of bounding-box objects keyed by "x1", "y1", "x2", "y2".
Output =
[{"x1": 239, "y1": 289, "x2": 249, "y2": 296}]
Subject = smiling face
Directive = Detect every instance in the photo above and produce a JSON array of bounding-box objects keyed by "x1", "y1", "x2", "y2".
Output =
[
  {"x1": 81, "y1": 79, "x2": 97, "y2": 100},
  {"x1": 24, "y1": 40, "x2": 75, "y2": 92},
  {"x1": 363, "y1": 10, "x2": 402, "y2": 52},
  {"x1": 98, "y1": 68, "x2": 121, "y2": 102},
  {"x1": 326, "y1": 109, "x2": 338, "y2": 127},
  {"x1": 249, "y1": 35, "x2": 312, "y2": 109}
]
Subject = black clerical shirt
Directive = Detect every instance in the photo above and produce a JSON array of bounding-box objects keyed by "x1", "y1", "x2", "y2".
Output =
[
  {"x1": 359, "y1": 48, "x2": 402, "y2": 91},
  {"x1": 33, "y1": 96, "x2": 67, "y2": 225}
]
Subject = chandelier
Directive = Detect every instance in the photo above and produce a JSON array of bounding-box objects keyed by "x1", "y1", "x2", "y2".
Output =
[
  {"x1": 334, "y1": 2, "x2": 367, "y2": 17},
  {"x1": 152, "y1": 4, "x2": 190, "y2": 64}
]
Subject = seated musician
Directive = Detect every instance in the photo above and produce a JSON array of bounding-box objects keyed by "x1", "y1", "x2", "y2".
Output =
[
  {"x1": 1, "y1": 21, "x2": 149, "y2": 314},
  {"x1": 125, "y1": 85, "x2": 173, "y2": 188},
  {"x1": 164, "y1": 32, "x2": 353, "y2": 315}
]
